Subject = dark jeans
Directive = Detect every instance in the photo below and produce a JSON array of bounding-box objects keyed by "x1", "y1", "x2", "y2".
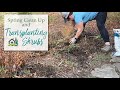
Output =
[
  {"x1": 95, "y1": 12, "x2": 110, "y2": 42},
  {"x1": 84, "y1": 12, "x2": 110, "y2": 42}
]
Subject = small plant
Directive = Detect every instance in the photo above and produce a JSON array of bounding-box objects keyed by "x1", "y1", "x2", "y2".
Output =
[
  {"x1": 94, "y1": 53, "x2": 111, "y2": 61},
  {"x1": 0, "y1": 66, "x2": 5, "y2": 73},
  {"x1": 67, "y1": 44, "x2": 78, "y2": 53},
  {"x1": 49, "y1": 16, "x2": 55, "y2": 22},
  {"x1": 90, "y1": 52, "x2": 111, "y2": 67},
  {"x1": 94, "y1": 35, "x2": 101, "y2": 39},
  {"x1": 0, "y1": 66, "x2": 7, "y2": 77},
  {"x1": 23, "y1": 69, "x2": 31, "y2": 76}
]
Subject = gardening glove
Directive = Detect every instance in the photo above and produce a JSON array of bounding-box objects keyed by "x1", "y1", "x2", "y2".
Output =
[{"x1": 69, "y1": 37, "x2": 77, "y2": 44}]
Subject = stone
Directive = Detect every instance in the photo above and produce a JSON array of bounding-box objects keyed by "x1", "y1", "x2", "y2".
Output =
[
  {"x1": 113, "y1": 63, "x2": 120, "y2": 73},
  {"x1": 91, "y1": 64, "x2": 119, "y2": 78},
  {"x1": 110, "y1": 57, "x2": 120, "y2": 63}
]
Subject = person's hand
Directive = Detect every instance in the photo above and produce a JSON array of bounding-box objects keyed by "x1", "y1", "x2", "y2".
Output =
[{"x1": 69, "y1": 37, "x2": 77, "y2": 44}]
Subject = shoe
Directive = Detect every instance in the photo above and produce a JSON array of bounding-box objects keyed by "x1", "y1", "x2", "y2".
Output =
[{"x1": 101, "y1": 45, "x2": 111, "y2": 52}]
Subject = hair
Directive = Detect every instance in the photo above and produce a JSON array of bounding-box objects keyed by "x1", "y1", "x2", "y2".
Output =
[{"x1": 67, "y1": 12, "x2": 73, "y2": 20}]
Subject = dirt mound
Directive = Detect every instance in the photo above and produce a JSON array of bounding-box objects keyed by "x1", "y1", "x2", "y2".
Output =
[{"x1": 16, "y1": 63, "x2": 56, "y2": 78}]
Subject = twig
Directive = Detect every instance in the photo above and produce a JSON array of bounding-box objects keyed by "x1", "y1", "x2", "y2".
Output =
[{"x1": 58, "y1": 60, "x2": 64, "y2": 67}]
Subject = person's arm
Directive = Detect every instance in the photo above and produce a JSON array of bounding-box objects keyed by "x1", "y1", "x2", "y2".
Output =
[
  {"x1": 74, "y1": 22, "x2": 84, "y2": 39},
  {"x1": 69, "y1": 22, "x2": 84, "y2": 44}
]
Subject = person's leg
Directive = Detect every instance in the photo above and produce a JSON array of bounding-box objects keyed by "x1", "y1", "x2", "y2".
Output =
[
  {"x1": 95, "y1": 12, "x2": 110, "y2": 44},
  {"x1": 95, "y1": 12, "x2": 111, "y2": 51}
]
